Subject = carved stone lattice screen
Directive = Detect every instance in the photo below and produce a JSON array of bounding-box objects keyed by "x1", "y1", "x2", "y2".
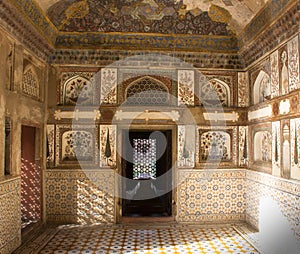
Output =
[
  {"x1": 126, "y1": 77, "x2": 169, "y2": 105},
  {"x1": 133, "y1": 138, "x2": 157, "y2": 179},
  {"x1": 22, "y1": 67, "x2": 39, "y2": 99}
]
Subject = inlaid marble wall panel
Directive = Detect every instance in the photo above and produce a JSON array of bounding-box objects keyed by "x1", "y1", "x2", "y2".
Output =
[
  {"x1": 45, "y1": 170, "x2": 115, "y2": 224},
  {"x1": 60, "y1": 72, "x2": 96, "y2": 106},
  {"x1": 99, "y1": 125, "x2": 117, "y2": 168},
  {"x1": 290, "y1": 118, "x2": 300, "y2": 180},
  {"x1": 177, "y1": 125, "x2": 195, "y2": 168},
  {"x1": 100, "y1": 68, "x2": 117, "y2": 104},
  {"x1": 197, "y1": 126, "x2": 237, "y2": 167},
  {"x1": 55, "y1": 125, "x2": 99, "y2": 167},
  {"x1": 237, "y1": 72, "x2": 249, "y2": 107},
  {"x1": 287, "y1": 35, "x2": 300, "y2": 91},
  {"x1": 270, "y1": 50, "x2": 280, "y2": 98},
  {"x1": 281, "y1": 120, "x2": 291, "y2": 178},
  {"x1": 178, "y1": 70, "x2": 194, "y2": 106},
  {"x1": 0, "y1": 178, "x2": 21, "y2": 254},
  {"x1": 253, "y1": 69, "x2": 271, "y2": 105},
  {"x1": 238, "y1": 126, "x2": 248, "y2": 167},
  {"x1": 250, "y1": 124, "x2": 272, "y2": 173},
  {"x1": 200, "y1": 78, "x2": 231, "y2": 107},
  {"x1": 46, "y1": 124, "x2": 55, "y2": 166},
  {"x1": 279, "y1": 45, "x2": 289, "y2": 95},
  {"x1": 246, "y1": 171, "x2": 300, "y2": 241},
  {"x1": 272, "y1": 121, "x2": 281, "y2": 177},
  {"x1": 177, "y1": 169, "x2": 246, "y2": 222}
]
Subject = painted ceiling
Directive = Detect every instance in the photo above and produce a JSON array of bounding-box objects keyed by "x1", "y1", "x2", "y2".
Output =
[{"x1": 35, "y1": 0, "x2": 269, "y2": 36}]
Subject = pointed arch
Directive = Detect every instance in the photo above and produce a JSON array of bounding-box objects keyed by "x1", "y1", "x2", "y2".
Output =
[
  {"x1": 22, "y1": 64, "x2": 39, "y2": 99},
  {"x1": 125, "y1": 76, "x2": 170, "y2": 105},
  {"x1": 253, "y1": 70, "x2": 271, "y2": 104},
  {"x1": 62, "y1": 75, "x2": 92, "y2": 105},
  {"x1": 201, "y1": 78, "x2": 231, "y2": 106}
]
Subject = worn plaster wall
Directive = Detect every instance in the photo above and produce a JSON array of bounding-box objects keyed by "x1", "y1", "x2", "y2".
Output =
[{"x1": 0, "y1": 28, "x2": 48, "y2": 253}]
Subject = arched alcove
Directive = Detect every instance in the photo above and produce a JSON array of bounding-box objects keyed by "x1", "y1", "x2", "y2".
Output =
[
  {"x1": 62, "y1": 75, "x2": 93, "y2": 105},
  {"x1": 253, "y1": 71, "x2": 271, "y2": 104},
  {"x1": 125, "y1": 76, "x2": 170, "y2": 105},
  {"x1": 201, "y1": 78, "x2": 231, "y2": 106}
]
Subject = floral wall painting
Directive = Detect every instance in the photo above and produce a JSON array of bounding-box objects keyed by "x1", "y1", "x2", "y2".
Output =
[
  {"x1": 281, "y1": 122, "x2": 291, "y2": 178},
  {"x1": 287, "y1": 35, "x2": 300, "y2": 91},
  {"x1": 62, "y1": 75, "x2": 94, "y2": 105},
  {"x1": 270, "y1": 50, "x2": 280, "y2": 98},
  {"x1": 178, "y1": 70, "x2": 195, "y2": 106},
  {"x1": 200, "y1": 78, "x2": 230, "y2": 107},
  {"x1": 272, "y1": 121, "x2": 281, "y2": 177},
  {"x1": 177, "y1": 125, "x2": 195, "y2": 167},
  {"x1": 290, "y1": 118, "x2": 300, "y2": 180},
  {"x1": 100, "y1": 68, "x2": 117, "y2": 104},
  {"x1": 279, "y1": 46, "x2": 289, "y2": 95},
  {"x1": 253, "y1": 70, "x2": 271, "y2": 104},
  {"x1": 100, "y1": 125, "x2": 117, "y2": 168},
  {"x1": 253, "y1": 130, "x2": 272, "y2": 163}
]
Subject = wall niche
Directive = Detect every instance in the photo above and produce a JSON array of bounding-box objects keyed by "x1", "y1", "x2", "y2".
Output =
[
  {"x1": 197, "y1": 126, "x2": 237, "y2": 168},
  {"x1": 250, "y1": 124, "x2": 272, "y2": 173}
]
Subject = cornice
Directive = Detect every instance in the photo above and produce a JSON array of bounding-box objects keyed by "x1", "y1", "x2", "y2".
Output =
[{"x1": 0, "y1": 0, "x2": 53, "y2": 61}]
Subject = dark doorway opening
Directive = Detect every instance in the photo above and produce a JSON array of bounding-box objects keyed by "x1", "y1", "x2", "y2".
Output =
[
  {"x1": 21, "y1": 125, "x2": 42, "y2": 230},
  {"x1": 122, "y1": 130, "x2": 172, "y2": 217}
]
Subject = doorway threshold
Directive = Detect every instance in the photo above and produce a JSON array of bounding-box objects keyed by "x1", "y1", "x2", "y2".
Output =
[{"x1": 120, "y1": 216, "x2": 175, "y2": 224}]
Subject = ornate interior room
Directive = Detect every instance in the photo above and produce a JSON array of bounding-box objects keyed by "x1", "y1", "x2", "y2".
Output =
[{"x1": 0, "y1": 0, "x2": 299, "y2": 253}]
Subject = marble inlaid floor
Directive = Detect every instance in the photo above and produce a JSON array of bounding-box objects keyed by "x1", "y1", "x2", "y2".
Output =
[{"x1": 14, "y1": 224, "x2": 260, "y2": 254}]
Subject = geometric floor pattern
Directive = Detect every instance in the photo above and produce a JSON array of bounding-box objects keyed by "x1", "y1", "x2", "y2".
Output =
[{"x1": 15, "y1": 224, "x2": 260, "y2": 254}]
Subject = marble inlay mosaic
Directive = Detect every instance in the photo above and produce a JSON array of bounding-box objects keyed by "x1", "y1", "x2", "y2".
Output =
[
  {"x1": 279, "y1": 46, "x2": 289, "y2": 96},
  {"x1": 100, "y1": 68, "x2": 117, "y2": 104},
  {"x1": 46, "y1": 124, "x2": 55, "y2": 166},
  {"x1": 237, "y1": 72, "x2": 249, "y2": 107},
  {"x1": 253, "y1": 70, "x2": 271, "y2": 105},
  {"x1": 253, "y1": 130, "x2": 272, "y2": 163},
  {"x1": 59, "y1": 72, "x2": 96, "y2": 105},
  {"x1": 45, "y1": 170, "x2": 115, "y2": 224},
  {"x1": 270, "y1": 50, "x2": 280, "y2": 98},
  {"x1": 178, "y1": 70, "x2": 194, "y2": 106},
  {"x1": 177, "y1": 125, "x2": 195, "y2": 168},
  {"x1": 272, "y1": 121, "x2": 281, "y2": 177},
  {"x1": 290, "y1": 118, "x2": 300, "y2": 180},
  {"x1": 197, "y1": 126, "x2": 237, "y2": 167},
  {"x1": 0, "y1": 178, "x2": 21, "y2": 254},
  {"x1": 62, "y1": 76, "x2": 94, "y2": 106},
  {"x1": 177, "y1": 169, "x2": 246, "y2": 222},
  {"x1": 246, "y1": 171, "x2": 300, "y2": 242},
  {"x1": 238, "y1": 126, "x2": 248, "y2": 167},
  {"x1": 287, "y1": 35, "x2": 300, "y2": 91},
  {"x1": 55, "y1": 125, "x2": 98, "y2": 167},
  {"x1": 99, "y1": 125, "x2": 117, "y2": 168},
  {"x1": 201, "y1": 79, "x2": 230, "y2": 106}
]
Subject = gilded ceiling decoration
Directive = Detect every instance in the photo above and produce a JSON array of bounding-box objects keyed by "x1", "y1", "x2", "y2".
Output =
[
  {"x1": 37, "y1": 0, "x2": 269, "y2": 35},
  {"x1": 46, "y1": 0, "x2": 231, "y2": 35}
]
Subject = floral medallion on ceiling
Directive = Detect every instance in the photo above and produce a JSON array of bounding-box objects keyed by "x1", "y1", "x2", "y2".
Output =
[{"x1": 47, "y1": 0, "x2": 232, "y2": 35}]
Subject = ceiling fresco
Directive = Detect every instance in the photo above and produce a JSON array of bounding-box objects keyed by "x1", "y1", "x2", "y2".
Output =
[{"x1": 36, "y1": 0, "x2": 268, "y2": 35}]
